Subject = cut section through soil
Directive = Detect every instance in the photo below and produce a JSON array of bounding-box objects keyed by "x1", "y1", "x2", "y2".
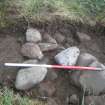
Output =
[{"x1": 0, "y1": 21, "x2": 105, "y2": 105}]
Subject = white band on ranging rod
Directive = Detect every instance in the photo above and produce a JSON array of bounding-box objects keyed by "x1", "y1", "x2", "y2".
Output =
[{"x1": 5, "y1": 63, "x2": 52, "y2": 68}]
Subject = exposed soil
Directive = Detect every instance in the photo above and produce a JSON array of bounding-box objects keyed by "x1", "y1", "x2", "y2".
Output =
[{"x1": 0, "y1": 20, "x2": 105, "y2": 105}]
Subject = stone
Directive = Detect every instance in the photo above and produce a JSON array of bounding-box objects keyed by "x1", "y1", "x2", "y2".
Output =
[
  {"x1": 24, "y1": 59, "x2": 57, "y2": 81},
  {"x1": 80, "y1": 61, "x2": 105, "y2": 95},
  {"x1": 54, "y1": 33, "x2": 65, "y2": 43},
  {"x1": 21, "y1": 43, "x2": 43, "y2": 59},
  {"x1": 38, "y1": 81, "x2": 56, "y2": 97},
  {"x1": 77, "y1": 53, "x2": 97, "y2": 66},
  {"x1": 85, "y1": 95, "x2": 105, "y2": 105},
  {"x1": 70, "y1": 53, "x2": 97, "y2": 87},
  {"x1": 43, "y1": 33, "x2": 57, "y2": 44},
  {"x1": 15, "y1": 67, "x2": 47, "y2": 90},
  {"x1": 70, "y1": 53, "x2": 105, "y2": 94},
  {"x1": 76, "y1": 32, "x2": 91, "y2": 42},
  {"x1": 67, "y1": 94, "x2": 79, "y2": 105},
  {"x1": 55, "y1": 47, "x2": 80, "y2": 65},
  {"x1": 26, "y1": 28, "x2": 42, "y2": 42},
  {"x1": 38, "y1": 43, "x2": 58, "y2": 52},
  {"x1": 47, "y1": 98, "x2": 58, "y2": 105}
]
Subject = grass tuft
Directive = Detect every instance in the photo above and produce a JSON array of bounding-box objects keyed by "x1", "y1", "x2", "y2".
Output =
[{"x1": 0, "y1": 87, "x2": 47, "y2": 105}]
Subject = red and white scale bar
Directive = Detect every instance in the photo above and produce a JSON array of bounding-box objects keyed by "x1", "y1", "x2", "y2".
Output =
[{"x1": 4, "y1": 63, "x2": 103, "y2": 71}]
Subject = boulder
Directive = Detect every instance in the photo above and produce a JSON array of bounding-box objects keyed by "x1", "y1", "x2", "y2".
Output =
[
  {"x1": 21, "y1": 43, "x2": 43, "y2": 59},
  {"x1": 80, "y1": 61, "x2": 105, "y2": 95},
  {"x1": 15, "y1": 67, "x2": 47, "y2": 90},
  {"x1": 26, "y1": 28, "x2": 42, "y2": 43},
  {"x1": 70, "y1": 53, "x2": 105, "y2": 95},
  {"x1": 70, "y1": 53, "x2": 97, "y2": 87},
  {"x1": 55, "y1": 47, "x2": 80, "y2": 65},
  {"x1": 24, "y1": 59, "x2": 58, "y2": 81},
  {"x1": 77, "y1": 53, "x2": 97, "y2": 66}
]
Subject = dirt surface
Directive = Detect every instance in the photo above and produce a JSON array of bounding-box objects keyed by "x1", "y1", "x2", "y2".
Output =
[{"x1": 0, "y1": 21, "x2": 105, "y2": 105}]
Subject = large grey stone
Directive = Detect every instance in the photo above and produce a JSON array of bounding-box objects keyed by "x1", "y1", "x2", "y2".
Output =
[
  {"x1": 15, "y1": 67, "x2": 47, "y2": 90},
  {"x1": 70, "y1": 53, "x2": 97, "y2": 87},
  {"x1": 80, "y1": 61, "x2": 105, "y2": 95},
  {"x1": 26, "y1": 28, "x2": 42, "y2": 42},
  {"x1": 38, "y1": 43, "x2": 58, "y2": 52},
  {"x1": 23, "y1": 59, "x2": 57, "y2": 81},
  {"x1": 55, "y1": 47, "x2": 80, "y2": 65},
  {"x1": 77, "y1": 53, "x2": 97, "y2": 66},
  {"x1": 70, "y1": 53, "x2": 105, "y2": 95},
  {"x1": 21, "y1": 43, "x2": 43, "y2": 59}
]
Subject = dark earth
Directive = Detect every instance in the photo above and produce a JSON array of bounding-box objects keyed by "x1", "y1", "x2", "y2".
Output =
[{"x1": 0, "y1": 20, "x2": 105, "y2": 105}]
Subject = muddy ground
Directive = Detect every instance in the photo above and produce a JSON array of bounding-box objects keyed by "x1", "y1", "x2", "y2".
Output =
[{"x1": 0, "y1": 20, "x2": 105, "y2": 105}]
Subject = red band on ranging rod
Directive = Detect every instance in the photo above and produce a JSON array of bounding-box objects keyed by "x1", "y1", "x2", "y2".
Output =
[{"x1": 52, "y1": 65, "x2": 100, "y2": 70}]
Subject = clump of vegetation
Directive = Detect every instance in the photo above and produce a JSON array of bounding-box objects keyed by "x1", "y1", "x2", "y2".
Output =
[
  {"x1": 0, "y1": 87, "x2": 47, "y2": 105},
  {"x1": 77, "y1": 0, "x2": 105, "y2": 23},
  {"x1": 0, "y1": 0, "x2": 8, "y2": 27}
]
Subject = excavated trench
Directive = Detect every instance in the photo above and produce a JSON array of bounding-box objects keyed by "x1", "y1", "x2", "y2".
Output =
[{"x1": 0, "y1": 20, "x2": 105, "y2": 105}]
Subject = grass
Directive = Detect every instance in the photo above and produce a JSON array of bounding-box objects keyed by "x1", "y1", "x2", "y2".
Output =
[
  {"x1": 17, "y1": 0, "x2": 86, "y2": 23},
  {"x1": 0, "y1": 0, "x2": 8, "y2": 27},
  {"x1": 17, "y1": 0, "x2": 105, "y2": 25},
  {"x1": 0, "y1": 87, "x2": 47, "y2": 105},
  {"x1": 0, "y1": 0, "x2": 105, "y2": 26}
]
